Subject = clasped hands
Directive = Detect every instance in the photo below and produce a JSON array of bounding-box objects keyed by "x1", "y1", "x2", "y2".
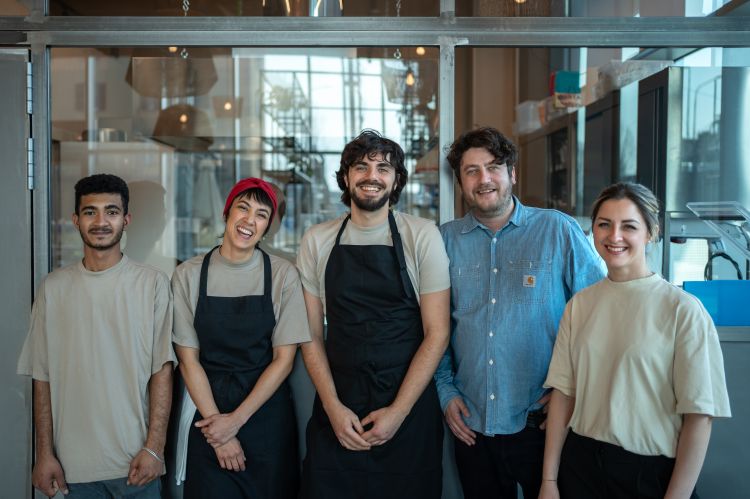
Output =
[
  {"x1": 326, "y1": 401, "x2": 407, "y2": 451},
  {"x1": 195, "y1": 412, "x2": 246, "y2": 472}
]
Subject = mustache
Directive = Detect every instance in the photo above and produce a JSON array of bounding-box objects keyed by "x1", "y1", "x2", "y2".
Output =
[{"x1": 88, "y1": 227, "x2": 113, "y2": 234}]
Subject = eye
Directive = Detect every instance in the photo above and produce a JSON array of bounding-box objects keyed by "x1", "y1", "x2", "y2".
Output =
[
  {"x1": 464, "y1": 167, "x2": 477, "y2": 176},
  {"x1": 597, "y1": 221, "x2": 609, "y2": 228},
  {"x1": 487, "y1": 164, "x2": 500, "y2": 171}
]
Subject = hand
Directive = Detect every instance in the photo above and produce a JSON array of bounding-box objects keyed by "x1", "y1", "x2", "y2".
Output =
[
  {"x1": 195, "y1": 413, "x2": 242, "y2": 447},
  {"x1": 445, "y1": 396, "x2": 476, "y2": 446},
  {"x1": 32, "y1": 453, "x2": 68, "y2": 497},
  {"x1": 360, "y1": 406, "x2": 408, "y2": 446},
  {"x1": 325, "y1": 402, "x2": 371, "y2": 451},
  {"x1": 215, "y1": 437, "x2": 246, "y2": 472},
  {"x1": 535, "y1": 392, "x2": 552, "y2": 430},
  {"x1": 127, "y1": 448, "x2": 163, "y2": 487},
  {"x1": 538, "y1": 479, "x2": 560, "y2": 499}
]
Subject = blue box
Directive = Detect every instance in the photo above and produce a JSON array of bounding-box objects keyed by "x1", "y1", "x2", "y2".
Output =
[{"x1": 683, "y1": 280, "x2": 750, "y2": 327}]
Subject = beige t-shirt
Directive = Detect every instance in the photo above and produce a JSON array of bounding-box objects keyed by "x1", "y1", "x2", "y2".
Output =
[
  {"x1": 545, "y1": 273, "x2": 731, "y2": 458},
  {"x1": 171, "y1": 248, "x2": 312, "y2": 348},
  {"x1": 297, "y1": 211, "x2": 450, "y2": 312},
  {"x1": 17, "y1": 255, "x2": 176, "y2": 483}
]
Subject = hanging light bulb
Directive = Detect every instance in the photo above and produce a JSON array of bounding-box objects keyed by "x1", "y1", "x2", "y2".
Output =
[
  {"x1": 514, "y1": 0, "x2": 527, "y2": 3},
  {"x1": 415, "y1": 46, "x2": 426, "y2": 56},
  {"x1": 168, "y1": 46, "x2": 178, "y2": 53},
  {"x1": 179, "y1": 113, "x2": 189, "y2": 124},
  {"x1": 405, "y1": 69, "x2": 415, "y2": 87},
  {"x1": 223, "y1": 101, "x2": 233, "y2": 111}
]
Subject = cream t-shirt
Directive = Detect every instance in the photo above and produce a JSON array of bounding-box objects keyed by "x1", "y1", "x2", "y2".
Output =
[
  {"x1": 171, "y1": 248, "x2": 312, "y2": 348},
  {"x1": 297, "y1": 211, "x2": 450, "y2": 313},
  {"x1": 17, "y1": 255, "x2": 176, "y2": 483},
  {"x1": 545, "y1": 273, "x2": 731, "y2": 458}
]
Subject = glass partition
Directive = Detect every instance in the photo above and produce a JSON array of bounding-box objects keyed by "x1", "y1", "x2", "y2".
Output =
[
  {"x1": 49, "y1": 0, "x2": 439, "y2": 16},
  {"x1": 455, "y1": 0, "x2": 743, "y2": 17},
  {"x1": 51, "y1": 46, "x2": 439, "y2": 273}
]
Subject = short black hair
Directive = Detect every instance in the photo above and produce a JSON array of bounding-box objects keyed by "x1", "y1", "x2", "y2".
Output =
[
  {"x1": 446, "y1": 127, "x2": 517, "y2": 184},
  {"x1": 336, "y1": 129, "x2": 408, "y2": 207},
  {"x1": 225, "y1": 187, "x2": 276, "y2": 236},
  {"x1": 74, "y1": 174, "x2": 130, "y2": 215}
]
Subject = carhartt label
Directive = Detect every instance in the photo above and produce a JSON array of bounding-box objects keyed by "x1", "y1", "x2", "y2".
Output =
[{"x1": 523, "y1": 275, "x2": 536, "y2": 287}]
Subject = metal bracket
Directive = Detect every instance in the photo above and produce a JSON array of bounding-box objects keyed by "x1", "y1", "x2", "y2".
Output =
[{"x1": 27, "y1": 137, "x2": 34, "y2": 190}]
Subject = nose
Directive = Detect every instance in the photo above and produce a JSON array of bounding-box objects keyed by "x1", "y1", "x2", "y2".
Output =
[
  {"x1": 610, "y1": 225, "x2": 623, "y2": 241},
  {"x1": 479, "y1": 166, "x2": 492, "y2": 183}
]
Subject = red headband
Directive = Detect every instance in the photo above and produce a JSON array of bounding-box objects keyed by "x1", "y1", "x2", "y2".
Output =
[{"x1": 223, "y1": 178, "x2": 278, "y2": 221}]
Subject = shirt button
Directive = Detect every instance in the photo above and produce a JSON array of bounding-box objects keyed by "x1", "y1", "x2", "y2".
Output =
[
  {"x1": 493, "y1": 268, "x2": 498, "y2": 273},
  {"x1": 489, "y1": 359, "x2": 494, "y2": 365},
  {"x1": 489, "y1": 331, "x2": 494, "y2": 337},
  {"x1": 492, "y1": 238, "x2": 497, "y2": 244},
  {"x1": 491, "y1": 298, "x2": 496, "y2": 304},
  {"x1": 490, "y1": 394, "x2": 495, "y2": 400}
]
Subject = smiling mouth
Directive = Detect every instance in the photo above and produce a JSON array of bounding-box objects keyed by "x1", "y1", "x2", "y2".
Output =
[
  {"x1": 236, "y1": 225, "x2": 255, "y2": 239},
  {"x1": 357, "y1": 183, "x2": 384, "y2": 193},
  {"x1": 605, "y1": 245, "x2": 627, "y2": 253}
]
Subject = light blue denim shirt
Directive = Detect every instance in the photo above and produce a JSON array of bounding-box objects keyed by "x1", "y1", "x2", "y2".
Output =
[{"x1": 435, "y1": 197, "x2": 604, "y2": 435}]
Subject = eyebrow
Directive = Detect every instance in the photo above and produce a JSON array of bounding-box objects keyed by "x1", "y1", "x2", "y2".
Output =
[
  {"x1": 80, "y1": 204, "x2": 121, "y2": 211},
  {"x1": 596, "y1": 217, "x2": 641, "y2": 224},
  {"x1": 462, "y1": 161, "x2": 506, "y2": 169},
  {"x1": 354, "y1": 160, "x2": 393, "y2": 168}
]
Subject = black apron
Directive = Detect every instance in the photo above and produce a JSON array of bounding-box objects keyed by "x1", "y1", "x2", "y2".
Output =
[
  {"x1": 184, "y1": 246, "x2": 298, "y2": 499},
  {"x1": 301, "y1": 211, "x2": 443, "y2": 499}
]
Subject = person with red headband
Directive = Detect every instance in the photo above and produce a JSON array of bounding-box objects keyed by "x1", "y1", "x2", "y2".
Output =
[
  {"x1": 171, "y1": 177, "x2": 311, "y2": 498},
  {"x1": 298, "y1": 130, "x2": 451, "y2": 499}
]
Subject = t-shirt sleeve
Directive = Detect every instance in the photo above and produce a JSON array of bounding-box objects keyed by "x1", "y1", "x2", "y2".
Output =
[
  {"x1": 171, "y1": 264, "x2": 200, "y2": 349},
  {"x1": 297, "y1": 228, "x2": 321, "y2": 297},
  {"x1": 416, "y1": 222, "x2": 450, "y2": 294},
  {"x1": 544, "y1": 300, "x2": 576, "y2": 396},
  {"x1": 271, "y1": 262, "x2": 313, "y2": 347},
  {"x1": 564, "y1": 218, "x2": 605, "y2": 297},
  {"x1": 673, "y1": 298, "x2": 731, "y2": 418},
  {"x1": 17, "y1": 279, "x2": 49, "y2": 381},
  {"x1": 152, "y1": 272, "x2": 177, "y2": 373}
]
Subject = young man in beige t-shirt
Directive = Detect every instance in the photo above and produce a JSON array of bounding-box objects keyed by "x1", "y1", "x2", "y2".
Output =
[{"x1": 18, "y1": 174, "x2": 176, "y2": 498}]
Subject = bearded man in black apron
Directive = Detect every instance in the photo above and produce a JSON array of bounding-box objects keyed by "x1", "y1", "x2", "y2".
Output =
[{"x1": 297, "y1": 130, "x2": 451, "y2": 499}]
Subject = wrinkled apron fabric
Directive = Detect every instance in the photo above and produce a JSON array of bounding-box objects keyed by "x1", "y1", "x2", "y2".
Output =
[{"x1": 185, "y1": 247, "x2": 298, "y2": 499}]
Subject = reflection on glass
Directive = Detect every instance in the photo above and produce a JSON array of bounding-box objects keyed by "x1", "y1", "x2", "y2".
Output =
[
  {"x1": 49, "y1": 0, "x2": 439, "y2": 16},
  {"x1": 456, "y1": 0, "x2": 737, "y2": 17},
  {"x1": 51, "y1": 46, "x2": 439, "y2": 273}
]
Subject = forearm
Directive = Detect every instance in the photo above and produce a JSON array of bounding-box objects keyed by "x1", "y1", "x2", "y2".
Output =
[
  {"x1": 144, "y1": 363, "x2": 173, "y2": 453},
  {"x1": 664, "y1": 414, "x2": 712, "y2": 499},
  {"x1": 32, "y1": 380, "x2": 55, "y2": 458},
  {"x1": 390, "y1": 329, "x2": 448, "y2": 416},
  {"x1": 541, "y1": 389, "x2": 575, "y2": 481},
  {"x1": 390, "y1": 289, "x2": 449, "y2": 416},
  {"x1": 301, "y1": 337, "x2": 341, "y2": 412},
  {"x1": 232, "y1": 345, "x2": 296, "y2": 424},
  {"x1": 176, "y1": 347, "x2": 220, "y2": 419}
]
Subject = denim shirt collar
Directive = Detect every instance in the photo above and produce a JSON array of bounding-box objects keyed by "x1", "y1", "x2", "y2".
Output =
[{"x1": 460, "y1": 196, "x2": 527, "y2": 235}]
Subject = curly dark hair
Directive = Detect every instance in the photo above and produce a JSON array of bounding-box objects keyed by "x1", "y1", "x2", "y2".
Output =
[
  {"x1": 446, "y1": 127, "x2": 517, "y2": 184},
  {"x1": 336, "y1": 129, "x2": 408, "y2": 207},
  {"x1": 74, "y1": 174, "x2": 130, "y2": 215}
]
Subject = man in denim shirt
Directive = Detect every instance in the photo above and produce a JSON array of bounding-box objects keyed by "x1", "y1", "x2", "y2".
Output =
[{"x1": 435, "y1": 127, "x2": 603, "y2": 499}]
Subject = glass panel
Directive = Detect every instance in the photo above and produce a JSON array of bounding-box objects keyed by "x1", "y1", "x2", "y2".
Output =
[
  {"x1": 0, "y1": 0, "x2": 29, "y2": 15},
  {"x1": 456, "y1": 0, "x2": 744, "y2": 17},
  {"x1": 48, "y1": 0, "x2": 439, "y2": 16},
  {"x1": 50, "y1": 46, "x2": 439, "y2": 272}
]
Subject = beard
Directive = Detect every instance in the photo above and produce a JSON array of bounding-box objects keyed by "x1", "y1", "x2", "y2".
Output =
[
  {"x1": 350, "y1": 181, "x2": 392, "y2": 212},
  {"x1": 468, "y1": 181, "x2": 514, "y2": 219},
  {"x1": 80, "y1": 225, "x2": 125, "y2": 251}
]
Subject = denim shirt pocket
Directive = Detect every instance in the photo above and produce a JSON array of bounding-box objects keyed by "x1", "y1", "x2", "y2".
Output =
[
  {"x1": 449, "y1": 264, "x2": 482, "y2": 312},
  {"x1": 505, "y1": 258, "x2": 552, "y2": 305}
]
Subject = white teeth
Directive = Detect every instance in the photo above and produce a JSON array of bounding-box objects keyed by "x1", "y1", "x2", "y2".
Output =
[
  {"x1": 606, "y1": 245, "x2": 626, "y2": 253},
  {"x1": 361, "y1": 186, "x2": 381, "y2": 192},
  {"x1": 237, "y1": 226, "x2": 253, "y2": 237}
]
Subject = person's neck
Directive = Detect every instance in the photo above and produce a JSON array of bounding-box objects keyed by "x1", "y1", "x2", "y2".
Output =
[
  {"x1": 219, "y1": 244, "x2": 255, "y2": 264},
  {"x1": 81, "y1": 246, "x2": 123, "y2": 272},
  {"x1": 472, "y1": 201, "x2": 514, "y2": 234},
  {"x1": 607, "y1": 266, "x2": 653, "y2": 283},
  {"x1": 350, "y1": 204, "x2": 389, "y2": 228}
]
